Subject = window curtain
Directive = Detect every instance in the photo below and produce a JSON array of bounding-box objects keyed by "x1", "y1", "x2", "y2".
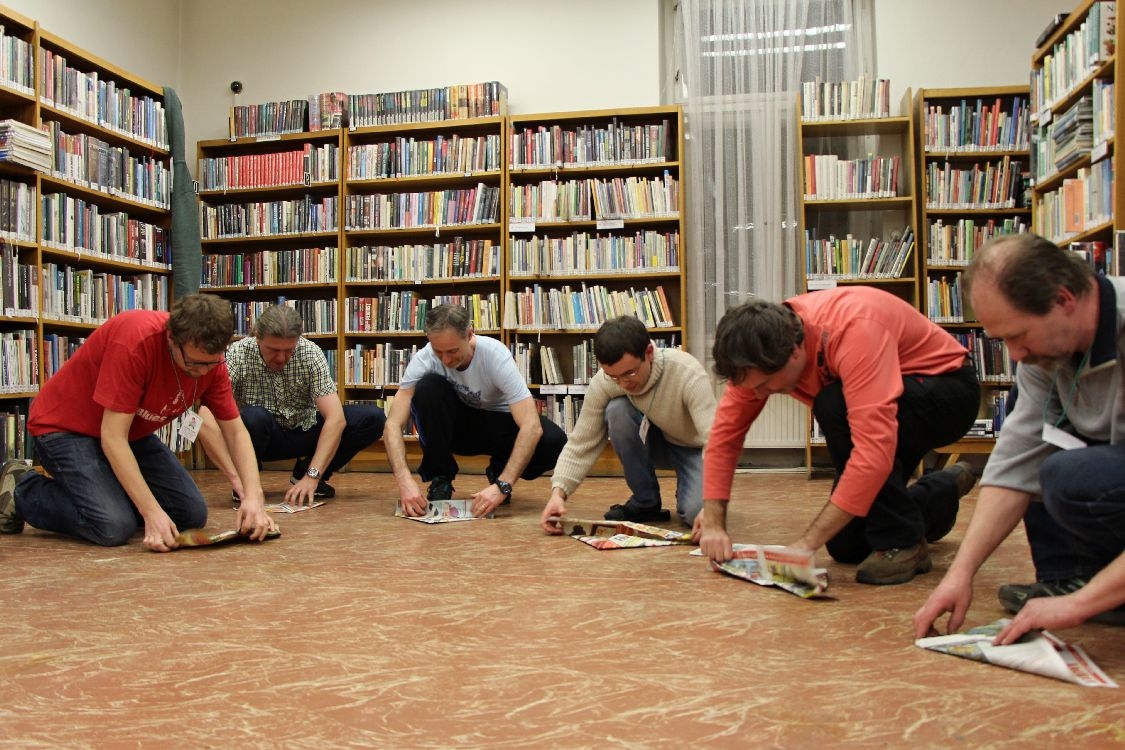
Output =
[{"x1": 672, "y1": 0, "x2": 874, "y2": 366}]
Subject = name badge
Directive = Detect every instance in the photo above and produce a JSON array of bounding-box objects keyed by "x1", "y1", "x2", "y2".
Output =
[
  {"x1": 639, "y1": 415, "x2": 650, "y2": 445},
  {"x1": 1042, "y1": 423, "x2": 1086, "y2": 450},
  {"x1": 178, "y1": 409, "x2": 203, "y2": 444}
]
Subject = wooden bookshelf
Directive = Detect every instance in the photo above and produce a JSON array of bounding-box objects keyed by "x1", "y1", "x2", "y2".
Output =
[
  {"x1": 914, "y1": 85, "x2": 1031, "y2": 456},
  {"x1": 504, "y1": 105, "x2": 686, "y2": 434},
  {"x1": 796, "y1": 87, "x2": 919, "y2": 475}
]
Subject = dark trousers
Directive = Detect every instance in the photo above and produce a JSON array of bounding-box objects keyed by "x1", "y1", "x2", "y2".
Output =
[
  {"x1": 814, "y1": 364, "x2": 980, "y2": 562},
  {"x1": 240, "y1": 404, "x2": 386, "y2": 481},
  {"x1": 410, "y1": 373, "x2": 567, "y2": 481}
]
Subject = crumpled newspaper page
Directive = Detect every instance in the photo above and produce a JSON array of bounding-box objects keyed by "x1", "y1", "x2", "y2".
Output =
[
  {"x1": 395, "y1": 499, "x2": 494, "y2": 523},
  {"x1": 266, "y1": 501, "x2": 326, "y2": 513},
  {"x1": 692, "y1": 543, "x2": 830, "y2": 599},
  {"x1": 915, "y1": 619, "x2": 1118, "y2": 688},
  {"x1": 553, "y1": 517, "x2": 693, "y2": 549},
  {"x1": 174, "y1": 525, "x2": 281, "y2": 547}
]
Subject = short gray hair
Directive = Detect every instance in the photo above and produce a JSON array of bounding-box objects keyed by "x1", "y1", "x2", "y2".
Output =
[
  {"x1": 424, "y1": 304, "x2": 471, "y2": 337},
  {"x1": 254, "y1": 305, "x2": 302, "y2": 339}
]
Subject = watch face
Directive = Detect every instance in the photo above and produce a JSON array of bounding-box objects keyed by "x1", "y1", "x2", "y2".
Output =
[
  {"x1": 306, "y1": 467, "x2": 320, "y2": 479},
  {"x1": 496, "y1": 480, "x2": 512, "y2": 496}
]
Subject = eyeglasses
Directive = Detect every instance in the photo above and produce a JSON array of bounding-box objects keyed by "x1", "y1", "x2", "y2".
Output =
[
  {"x1": 606, "y1": 365, "x2": 643, "y2": 382},
  {"x1": 179, "y1": 343, "x2": 225, "y2": 369}
]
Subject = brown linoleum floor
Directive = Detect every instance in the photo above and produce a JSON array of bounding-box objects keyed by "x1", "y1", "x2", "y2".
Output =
[{"x1": 2, "y1": 468, "x2": 1123, "y2": 749}]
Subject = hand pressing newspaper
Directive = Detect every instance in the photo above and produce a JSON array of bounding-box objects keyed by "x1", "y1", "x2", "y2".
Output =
[
  {"x1": 915, "y1": 619, "x2": 1118, "y2": 688},
  {"x1": 692, "y1": 543, "x2": 830, "y2": 599},
  {"x1": 395, "y1": 499, "x2": 494, "y2": 523},
  {"x1": 550, "y1": 517, "x2": 694, "y2": 549}
]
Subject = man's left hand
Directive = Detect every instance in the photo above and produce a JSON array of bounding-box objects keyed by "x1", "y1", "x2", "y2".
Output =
[
  {"x1": 236, "y1": 501, "x2": 274, "y2": 541},
  {"x1": 284, "y1": 476, "x2": 319, "y2": 507},
  {"x1": 471, "y1": 484, "x2": 505, "y2": 518}
]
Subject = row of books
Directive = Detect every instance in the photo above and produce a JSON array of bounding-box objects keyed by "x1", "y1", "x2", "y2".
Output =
[
  {"x1": 923, "y1": 157, "x2": 1025, "y2": 209},
  {"x1": 346, "y1": 82, "x2": 508, "y2": 128},
  {"x1": 343, "y1": 343, "x2": 420, "y2": 387},
  {"x1": 951, "y1": 330, "x2": 1015, "y2": 383},
  {"x1": 800, "y1": 76, "x2": 892, "y2": 121},
  {"x1": 345, "y1": 135, "x2": 502, "y2": 180},
  {"x1": 538, "y1": 393, "x2": 584, "y2": 434},
  {"x1": 926, "y1": 217, "x2": 1029, "y2": 266},
  {"x1": 344, "y1": 291, "x2": 500, "y2": 333},
  {"x1": 509, "y1": 178, "x2": 590, "y2": 221},
  {"x1": 40, "y1": 193, "x2": 171, "y2": 267},
  {"x1": 589, "y1": 173, "x2": 680, "y2": 219},
  {"x1": 509, "y1": 119, "x2": 674, "y2": 169},
  {"x1": 40, "y1": 264, "x2": 168, "y2": 325},
  {"x1": 0, "y1": 244, "x2": 37, "y2": 314},
  {"x1": 38, "y1": 49, "x2": 168, "y2": 148},
  {"x1": 341, "y1": 185, "x2": 500, "y2": 230},
  {"x1": 1092, "y1": 79, "x2": 1115, "y2": 145},
  {"x1": 804, "y1": 227, "x2": 915, "y2": 280},
  {"x1": 345, "y1": 239, "x2": 499, "y2": 282},
  {"x1": 0, "y1": 406, "x2": 30, "y2": 462},
  {"x1": 198, "y1": 143, "x2": 339, "y2": 191},
  {"x1": 1033, "y1": 95, "x2": 1093, "y2": 182},
  {"x1": 509, "y1": 230, "x2": 680, "y2": 277},
  {"x1": 0, "y1": 177, "x2": 35, "y2": 242},
  {"x1": 200, "y1": 247, "x2": 338, "y2": 288},
  {"x1": 1, "y1": 329, "x2": 37, "y2": 393},
  {"x1": 1034, "y1": 161, "x2": 1113, "y2": 243},
  {"x1": 502, "y1": 284, "x2": 673, "y2": 330},
  {"x1": 1069, "y1": 239, "x2": 1116, "y2": 275},
  {"x1": 45, "y1": 121, "x2": 170, "y2": 208},
  {"x1": 510, "y1": 340, "x2": 600, "y2": 387},
  {"x1": 0, "y1": 25, "x2": 33, "y2": 92},
  {"x1": 0, "y1": 119, "x2": 50, "y2": 172},
  {"x1": 229, "y1": 299, "x2": 337, "y2": 336},
  {"x1": 1031, "y1": 0, "x2": 1115, "y2": 116},
  {"x1": 926, "y1": 272, "x2": 968, "y2": 324},
  {"x1": 41, "y1": 332, "x2": 86, "y2": 380},
  {"x1": 199, "y1": 195, "x2": 338, "y2": 240},
  {"x1": 802, "y1": 154, "x2": 900, "y2": 200},
  {"x1": 921, "y1": 96, "x2": 1030, "y2": 152},
  {"x1": 229, "y1": 99, "x2": 308, "y2": 139}
]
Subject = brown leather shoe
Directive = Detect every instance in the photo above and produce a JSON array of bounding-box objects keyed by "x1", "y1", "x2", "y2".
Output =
[{"x1": 856, "y1": 542, "x2": 932, "y2": 585}]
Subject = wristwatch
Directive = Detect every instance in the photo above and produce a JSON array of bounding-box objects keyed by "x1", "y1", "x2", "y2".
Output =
[
  {"x1": 494, "y1": 479, "x2": 513, "y2": 498},
  {"x1": 306, "y1": 466, "x2": 321, "y2": 479}
]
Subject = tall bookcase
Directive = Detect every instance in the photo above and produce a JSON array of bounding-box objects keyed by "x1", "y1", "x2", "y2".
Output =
[
  {"x1": 914, "y1": 86, "x2": 1032, "y2": 461},
  {"x1": 504, "y1": 106, "x2": 685, "y2": 432},
  {"x1": 796, "y1": 88, "x2": 919, "y2": 474},
  {"x1": 1030, "y1": 0, "x2": 1120, "y2": 264},
  {"x1": 0, "y1": 6, "x2": 173, "y2": 461}
]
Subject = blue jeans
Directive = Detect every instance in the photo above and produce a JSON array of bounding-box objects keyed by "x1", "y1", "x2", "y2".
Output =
[
  {"x1": 240, "y1": 404, "x2": 386, "y2": 480},
  {"x1": 15, "y1": 432, "x2": 207, "y2": 546},
  {"x1": 605, "y1": 397, "x2": 703, "y2": 525},
  {"x1": 1027, "y1": 443, "x2": 1125, "y2": 581}
]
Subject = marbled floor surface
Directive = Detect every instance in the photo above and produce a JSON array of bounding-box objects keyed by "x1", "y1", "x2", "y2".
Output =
[{"x1": 2, "y1": 469, "x2": 1124, "y2": 749}]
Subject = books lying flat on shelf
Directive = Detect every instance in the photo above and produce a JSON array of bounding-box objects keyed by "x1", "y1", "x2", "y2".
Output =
[
  {"x1": 173, "y1": 526, "x2": 281, "y2": 548},
  {"x1": 554, "y1": 517, "x2": 693, "y2": 549},
  {"x1": 693, "y1": 544, "x2": 830, "y2": 599},
  {"x1": 265, "y1": 501, "x2": 326, "y2": 514},
  {"x1": 0, "y1": 119, "x2": 51, "y2": 172},
  {"x1": 395, "y1": 499, "x2": 493, "y2": 523},
  {"x1": 915, "y1": 619, "x2": 1118, "y2": 688}
]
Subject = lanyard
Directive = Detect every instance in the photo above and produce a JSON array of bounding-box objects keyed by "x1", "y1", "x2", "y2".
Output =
[
  {"x1": 639, "y1": 349, "x2": 667, "y2": 414},
  {"x1": 168, "y1": 344, "x2": 199, "y2": 410},
  {"x1": 1043, "y1": 348, "x2": 1091, "y2": 428}
]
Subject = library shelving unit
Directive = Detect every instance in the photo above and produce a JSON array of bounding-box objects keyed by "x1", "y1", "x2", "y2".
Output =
[
  {"x1": 0, "y1": 5, "x2": 38, "y2": 460},
  {"x1": 1030, "y1": 0, "x2": 1120, "y2": 263},
  {"x1": 796, "y1": 88, "x2": 918, "y2": 475},
  {"x1": 504, "y1": 105, "x2": 685, "y2": 433},
  {"x1": 340, "y1": 114, "x2": 506, "y2": 423},
  {"x1": 914, "y1": 85, "x2": 1032, "y2": 462},
  {"x1": 196, "y1": 128, "x2": 344, "y2": 377}
]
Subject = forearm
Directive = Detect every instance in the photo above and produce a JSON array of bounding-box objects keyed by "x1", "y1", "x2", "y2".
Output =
[
  {"x1": 197, "y1": 409, "x2": 240, "y2": 483},
  {"x1": 702, "y1": 499, "x2": 728, "y2": 529},
  {"x1": 795, "y1": 500, "x2": 855, "y2": 551},
  {"x1": 220, "y1": 421, "x2": 265, "y2": 505},
  {"x1": 946, "y1": 487, "x2": 1030, "y2": 581},
  {"x1": 101, "y1": 435, "x2": 162, "y2": 518},
  {"x1": 499, "y1": 424, "x2": 540, "y2": 484},
  {"x1": 383, "y1": 423, "x2": 414, "y2": 485},
  {"x1": 1072, "y1": 553, "x2": 1125, "y2": 619},
  {"x1": 309, "y1": 415, "x2": 345, "y2": 473}
]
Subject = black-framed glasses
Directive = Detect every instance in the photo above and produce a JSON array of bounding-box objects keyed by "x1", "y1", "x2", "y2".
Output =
[{"x1": 178, "y1": 343, "x2": 225, "y2": 369}]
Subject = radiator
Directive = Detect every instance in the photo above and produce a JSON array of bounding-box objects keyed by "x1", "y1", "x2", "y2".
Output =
[{"x1": 744, "y1": 398, "x2": 807, "y2": 448}]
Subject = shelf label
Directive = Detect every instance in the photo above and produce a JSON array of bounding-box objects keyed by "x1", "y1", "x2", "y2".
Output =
[
  {"x1": 1039, "y1": 108, "x2": 1052, "y2": 126},
  {"x1": 806, "y1": 278, "x2": 838, "y2": 291},
  {"x1": 568, "y1": 384, "x2": 589, "y2": 395},
  {"x1": 256, "y1": 134, "x2": 282, "y2": 142},
  {"x1": 540, "y1": 384, "x2": 567, "y2": 394},
  {"x1": 509, "y1": 221, "x2": 536, "y2": 233},
  {"x1": 1091, "y1": 140, "x2": 1109, "y2": 164},
  {"x1": 596, "y1": 219, "x2": 625, "y2": 230}
]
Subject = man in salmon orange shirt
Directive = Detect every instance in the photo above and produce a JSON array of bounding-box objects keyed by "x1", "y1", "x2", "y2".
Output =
[{"x1": 699, "y1": 288, "x2": 980, "y2": 585}]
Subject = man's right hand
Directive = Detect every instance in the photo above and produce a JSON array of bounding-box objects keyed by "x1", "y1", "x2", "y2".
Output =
[
  {"x1": 398, "y1": 481, "x2": 428, "y2": 517},
  {"x1": 913, "y1": 572, "x2": 974, "y2": 638},
  {"x1": 699, "y1": 525, "x2": 733, "y2": 562},
  {"x1": 142, "y1": 509, "x2": 180, "y2": 552},
  {"x1": 540, "y1": 492, "x2": 567, "y2": 534}
]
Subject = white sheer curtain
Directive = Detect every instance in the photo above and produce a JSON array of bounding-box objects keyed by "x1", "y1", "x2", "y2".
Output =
[{"x1": 673, "y1": 0, "x2": 874, "y2": 365}]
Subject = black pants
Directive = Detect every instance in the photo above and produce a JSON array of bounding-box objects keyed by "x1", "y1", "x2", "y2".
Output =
[
  {"x1": 814, "y1": 363, "x2": 980, "y2": 562},
  {"x1": 410, "y1": 373, "x2": 567, "y2": 481}
]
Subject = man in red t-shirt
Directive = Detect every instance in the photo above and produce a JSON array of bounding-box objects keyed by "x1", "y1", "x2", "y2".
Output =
[
  {"x1": 699, "y1": 288, "x2": 981, "y2": 585},
  {"x1": 0, "y1": 295, "x2": 272, "y2": 550}
]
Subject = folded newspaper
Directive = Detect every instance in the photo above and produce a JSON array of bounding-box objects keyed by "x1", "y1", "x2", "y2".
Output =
[
  {"x1": 174, "y1": 525, "x2": 281, "y2": 548},
  {"x1": 266, "y1": 501, "x2": 326, "y2": 513},
  {"x1": 915, "y1": 619, "x2": 1118, "y2": 688},
  {"x1": 692, "y1": 543, "x2": 830, "y2": 599},
  {"x1": 553, "y1": 517, "x2": 693, "y2": 549},
  {"x1": 395, "y1": 499, "x2": 494, "y2": 523}
]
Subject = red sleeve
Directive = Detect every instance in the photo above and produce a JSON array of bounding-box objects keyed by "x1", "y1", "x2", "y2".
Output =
[
  {"x1": 200, "y1": 364, "x2": 239, "y2": 421},
  {"x1": 827, "y1": 319, "x2": 901, "y2": 516},
  {"x1": 703, "y1": 383, "x2": 768, "y2": 501}
]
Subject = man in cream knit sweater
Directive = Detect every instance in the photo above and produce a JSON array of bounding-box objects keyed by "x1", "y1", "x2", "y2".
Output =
[{"x1": 540, "y1": 316, "x2": 716, "y2": 532}]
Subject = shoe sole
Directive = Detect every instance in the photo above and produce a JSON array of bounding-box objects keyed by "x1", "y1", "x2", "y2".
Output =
[
  {"x1": 856, "y1": 556, "x2": 933, "y2": 586},
  {"x1": 0, "y1": 460, "x2": 31, "y2": 534}
]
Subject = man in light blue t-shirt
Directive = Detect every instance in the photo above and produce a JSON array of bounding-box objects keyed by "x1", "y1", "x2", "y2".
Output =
[{"x1": 385, "y1": 304, "x2": 567, "y2": 517}]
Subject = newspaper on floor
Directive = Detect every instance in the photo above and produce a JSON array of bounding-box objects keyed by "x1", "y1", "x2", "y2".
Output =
[
  {"x1": 915, "y1": 619, "x2": 1118, "y2": 688},
  {"x1": 395, "y1": 499, "x2": 493, "y2": 523},
  {"x1": 266, "y1": 501, "x2": 326, "y2": 513},
  {"x1": 552, "y1": 517, "x2": 693, "y2": 549},
  {"x1": 174, "y1": 525, "x2": 281, "y2": 548},
  {"x1": 692, "y1": 543, "x2": 830, "y2": 599}
]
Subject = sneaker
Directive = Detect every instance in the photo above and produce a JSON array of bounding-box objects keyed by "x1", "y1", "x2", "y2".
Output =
[
  {"x1": 925, "y1": 461, "x2": 978, "y2": 543},
  {"x1": 0, "y1": 459, "x2": 32, "y2": 534},
  {"x1": 998, "y1": 578, "x2": 1125, "y2": 626},
  {"x1": 232, "y1": 490, "x2": 241, "y2": 509},
  {"x1": 604, "y1": 502, "x2": 671, "y2": 524},
  {"x1": 288, "y1": 474, "x2": 336, "y2": 499},
  {"x1": 427, "y1": 476, "x2": 455, "y2": 501},
  {"x1": 856, "y1": 542, "x2": 932, "y2": 585}
]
